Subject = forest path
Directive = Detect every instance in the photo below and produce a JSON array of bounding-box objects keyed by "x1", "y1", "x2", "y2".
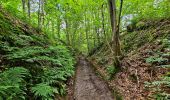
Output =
[{"x1": 74, "y1": 56, "x2": 114, "y2": 100}]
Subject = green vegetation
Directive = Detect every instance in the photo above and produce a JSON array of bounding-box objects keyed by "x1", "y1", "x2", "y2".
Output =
[
  {"x1": 144, "y1": 38, "x2": 170, "y2": 99},
  {"x1": 0, "y1": 0, "x2": 169, "y2": 99},
  {"x1": 0, "y1": 67, "x2": 29, "y2": 100},
  {"x1": 106, "y1": 65, "x2": 119, "y2": 80},
  {"x1": 0, "y1": 7, "x2": 74, "y2": 99}
]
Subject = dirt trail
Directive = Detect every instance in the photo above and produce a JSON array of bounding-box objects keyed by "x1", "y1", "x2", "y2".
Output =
[{"x1": 74, "y1": 57, "x2": 114, "y2": 100}]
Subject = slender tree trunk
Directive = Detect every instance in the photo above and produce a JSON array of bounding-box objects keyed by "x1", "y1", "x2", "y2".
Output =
[
  {"x1": 71, "y1": 22, "x2": 78, "y2": 48},
  {"x1": 93, "y1": 9, "x2": 100, "y2": 45},
  {"x1": 38, "y1": 0, "x2": 41, "y2": 30},
  {"x1": 57, "y1": 19, "x2": 61, "y2": 39},
  {"x1": 21, "y1": 0, "x2": 26, "y2": 14},
  {"x1": 27, "y1": 0, "x2": 31, "y2": 18},
  {"x1": 41, "y1": 0, "x2": 45, "y2": 27},
  {"x1": 57, "y1": 6, "x2": 61, "y2": 39},
  {"x1": 65, "y1": 19, "x2": 70, "y2": 45},
  {"x1": 85, "y1": 10, "x2": 90, "y2": 53},
  {"x1": 101, "y1": 4, "x2": 106, "y2": 39},
  {"x1": 114, "y1": 0, "x2": 123, "y2": 57},
  {"x1": 108, "y1": 0, "x2": 123, "y2": 67},
  {"x1": 78, "y1": 32, "x2": 82, "y2": 47},
  {"x1": 64, "y1": 4, "x2": 71, "y2": 46},
  {"x1": 117, "y1": 0, "x2": 123, "y2": 34},
  {"x1": 101, "y1": 3, "x2": 114, "y2": 54},
  {"x1": 52, "y1": 21, "x2": 54, "y2": 33},
  {"x1": 108, "y1": 0, "x2": 116, "y2": 32},
  {"x1": 95, "y1": 26, "x2": 100, "y2": 45},
  {"x1": 97, "y1": 8, "x2": 101, "y2": 44},
  {"x1": 113, "y1": 0, "x2": 123, "y2": 57},
  {"x1": 92, "y1": 9, "x2": 96, "y2": 47}
]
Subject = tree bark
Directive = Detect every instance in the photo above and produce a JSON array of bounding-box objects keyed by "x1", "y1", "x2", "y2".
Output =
[
  {"x1": 57, "y1": 6, "x2": 61, "y2": 39},
  {"x1": 38, "y1": 0, "x2": 41, "y2": 30},
  {"x1": 57, "y1": 19, "x2": 61, "y2": 39},
  {"x1": 65, "y1": 19, "x2": 70, "y2": 46},
  {"x1": 101, "y1": 4, "x2": 106, "y2": 39},
  {"x1": 27, "y1": 0, "x2": 31, "y2": 18},
  {"x1": 117, "y1": 0, "x2": 123, "y2": 35},
  {"x1": 41, "y1": 0, "x2": 45, "y2": 27},
  {"x1": 21, "y1": 0, "x2": 26, "y2": 14},
  {"x1": 108, "y1": 0, "x2": 123, "y2": 67},
  {"x1": 85, "y1": 10, "x2": 90, "y2": 53}
]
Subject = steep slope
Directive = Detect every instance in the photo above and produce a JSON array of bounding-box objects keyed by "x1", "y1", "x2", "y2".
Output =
[
  {"x1": 90, "y1": 19, "x2": 170, "y2": 99},
  {"x1": 0, "y1": 6, "x2": 75, "y2": 99}
]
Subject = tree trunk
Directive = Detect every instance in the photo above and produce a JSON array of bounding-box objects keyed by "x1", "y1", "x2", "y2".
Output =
[
  {"x1": 57, "y1": 6, "x2": 61, "y2": 39},
  {"x1": 101, "y1": 4, "x2": 106, "y2": 40},
  {"x1": 21, "y1": 0, "x2": 26, "y2": 14},
  {"x1": 38, "y1": 0, "x2": 41, "y2": 30},
  {"x1": 117, "y1": 0, "x2": 123, "y2": 35},
  {"x1": 85, "y1": 10, "x2": 90, "y2": 53},
  {"x1": 41, "y1": 0, "x2": 45, "y2": 27},
  {"x1": 65, "y1": 19, "x2": 70, "y2": 46},
  {"x1": 57, "y1": 19, "x2": 61, "y2": 39},
  {"x1": 108, "y1": 0, "x2": 122, "y2": 67},
  {"x1": 27, "y1": 0, "x2": 31, "y2": 18}
]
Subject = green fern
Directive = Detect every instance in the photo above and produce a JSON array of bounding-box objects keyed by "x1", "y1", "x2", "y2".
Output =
[
  {"x1": 145, "y1": 38, "x2": 170, "y2": 99},
  {"x1": 0, "y1": 67, "x2": 29, "y2": 100},
  {"x1": 0, "y1": 9, "x2": 75, "y2": 100},
  {"x1": 31, "y1": 83, "x2": 58, "y2": 100},
  {"x1": 145, "y1": 56, "x2": 168, "y2": 64},
  {"x1": 41, "y1": 67, "x2": 73, "y2": 95},
  {"x1": 149, "y1": 76, "x2": 170, "y2": 99},
  {"x1": 162, "y1": 39, "x2": 170, "y2": 48}
]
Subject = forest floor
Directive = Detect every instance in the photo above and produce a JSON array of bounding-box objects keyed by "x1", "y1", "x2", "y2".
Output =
[
  {"x1": 89, "y1": 19, "x2": 170, "y2": 99},
  {"x1": 72, "y1": 56, "x2": 114, "y2": 100}
]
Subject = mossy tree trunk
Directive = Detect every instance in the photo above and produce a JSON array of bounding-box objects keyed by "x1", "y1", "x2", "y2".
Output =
[{"x1": 108, "y1": 0, "x2": 123, "y2": 68}]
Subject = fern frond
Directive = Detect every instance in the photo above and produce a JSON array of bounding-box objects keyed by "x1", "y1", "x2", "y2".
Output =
[
  {"x1": 31, "y1": 83, "x2": 58, "y2": 99},
  {"x1": 0, "y1": 67, "x2": 29, "y2": 99}
]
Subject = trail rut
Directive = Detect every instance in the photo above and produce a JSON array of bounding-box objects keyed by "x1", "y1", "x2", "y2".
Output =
[{"x1": 74, "y1": 57, "x2": 114, "y2": 100}]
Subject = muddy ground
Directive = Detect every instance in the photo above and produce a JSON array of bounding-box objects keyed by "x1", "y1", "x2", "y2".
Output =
[{"x1": 73, "y1": 57, "x2": 114, "y2": 100}]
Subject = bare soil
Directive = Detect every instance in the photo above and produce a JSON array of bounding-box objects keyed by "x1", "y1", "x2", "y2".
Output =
[{"x1": 74, "y1": 57, "x2": 114, "y2": 100}]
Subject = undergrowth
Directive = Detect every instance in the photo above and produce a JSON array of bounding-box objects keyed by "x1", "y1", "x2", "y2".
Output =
[
  {"x1": 122, "y1": 19, "x2": 170, "y2": 53},
  {"x1": 0, "y1": 8, "x2": 75, "y2": 100},
  {"x1": 145, "y1": 38, "x2": 170, "y2": 99},
  {"x1": 106, "y1": 65, "x2": 118, "y2": 80}
]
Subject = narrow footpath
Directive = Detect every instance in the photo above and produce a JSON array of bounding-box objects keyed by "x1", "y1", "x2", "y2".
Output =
[{"x1": 74, "y1": 57, "x2": 114, "y2": 100}]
